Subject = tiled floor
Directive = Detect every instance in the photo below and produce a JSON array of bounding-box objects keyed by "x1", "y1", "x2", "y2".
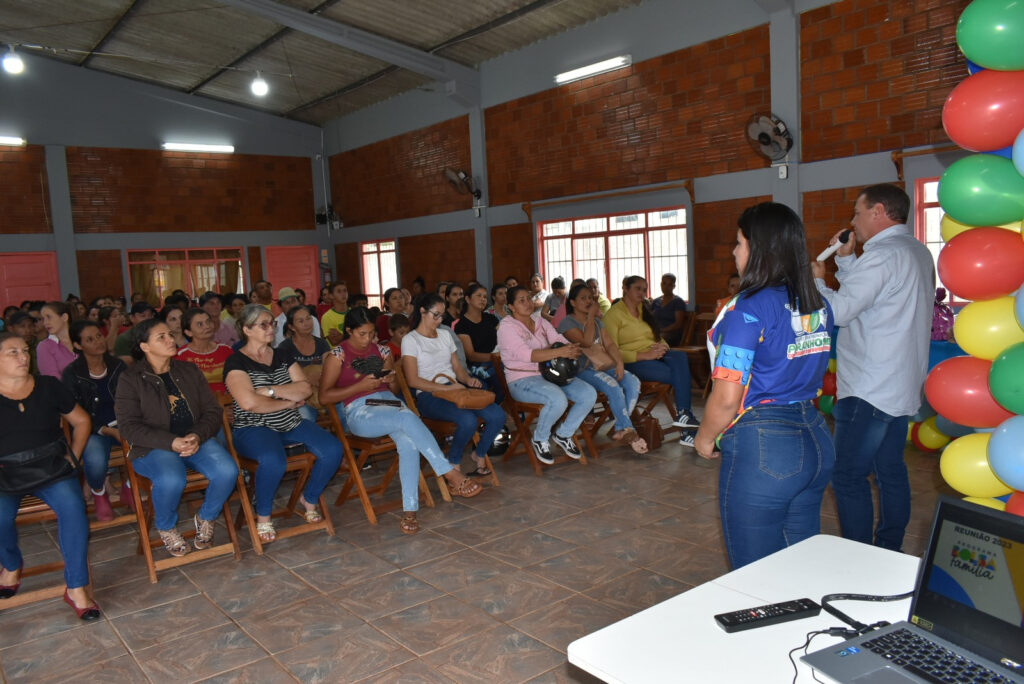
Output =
[{"x1": 0, "y1": 401, "x2": 953, "y2": 684}]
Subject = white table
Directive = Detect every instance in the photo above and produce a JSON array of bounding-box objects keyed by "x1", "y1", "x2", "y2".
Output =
[{"x1": 568, "y1": 535, "x2": 920, "y2": 683}]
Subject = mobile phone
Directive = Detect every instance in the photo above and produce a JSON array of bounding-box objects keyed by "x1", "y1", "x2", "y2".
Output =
[
  {"x1": 365, "y1": 398, "x2": 402, "y2": 408},
  {"x1": 107, "y1": 420, "x2": 118, "y2": 427}
]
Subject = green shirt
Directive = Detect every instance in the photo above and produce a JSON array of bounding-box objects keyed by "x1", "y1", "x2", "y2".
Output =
[{"x1": 320, "y1": 308, "x2": 347, "y2": 340}]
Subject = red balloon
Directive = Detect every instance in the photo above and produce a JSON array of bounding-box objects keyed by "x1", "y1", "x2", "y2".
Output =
[
  {"x1": 937, "y1": 228, "x2": 1024, "y2": 300},
  {"x1": 942, "y1": 69, "x2": 1024, "y2": 152},
  {"x1": 924, "y1": 356, "x2": 1016, "y2": 428},
  {"x1": 822, "y1": 372, "x2": 837, "y2": 396},
  {"x1": 1007, "y1": 492, "x2": 1024, "y2": 518}
]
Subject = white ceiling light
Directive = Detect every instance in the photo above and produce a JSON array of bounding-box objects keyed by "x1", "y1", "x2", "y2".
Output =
[
  {"x1": 554, "y1": 55, "x2": 631, "y2": 85},
  {"x1": 2, "y1": 45, "x2": 24, "y2": 75},
  {"x1": 250, "y1": 71, "x2": 268, "y2": 97},
  {"x1": 161, "y1": 142, "x2": 235, "y2": 153},
  {"x1": 0, "y1": 135, "x2": 26, "y2": 146}
]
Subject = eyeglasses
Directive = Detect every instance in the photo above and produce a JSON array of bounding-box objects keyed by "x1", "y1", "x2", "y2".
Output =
[
  {"x1": 252, "y1": 320, "x2": 277, "y2": 330},
  {"x1": 426, "y1": 310, "x2": 444, "y2": 319}
]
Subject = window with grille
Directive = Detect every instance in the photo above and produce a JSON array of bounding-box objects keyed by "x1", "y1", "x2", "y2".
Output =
[
  {"x1": 537, "y1": 207, "x2": 690, "y2": 302},
  {"x1": 914, "y1": 178, "x2": 962, "y2": 303},
  {"x1": 127, "y1": 248, "x2": 243, "y2": 307},
  {"x1": 361, "y1": 240, "x2": 399, "y2": 309}
]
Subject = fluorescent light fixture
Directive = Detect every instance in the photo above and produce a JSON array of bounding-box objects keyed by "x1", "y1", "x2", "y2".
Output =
[
  {"x1": 2, "y1": 45, "x2": 24, "y2": 75},
  {"x1": 161, "y1": 142, "x2": 235, "y2": 153},
  {"x1": 0, "y1": 135, "x2": 26, "y2": 146},
  {"x1": 555, "y1": 55, "x2": 631, "y2": 85},
  {"x1": 250, "y1": 71, "x2": 269, "y2": 97}
]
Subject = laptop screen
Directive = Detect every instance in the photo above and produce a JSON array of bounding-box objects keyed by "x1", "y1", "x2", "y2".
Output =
[{"x1": 909, "y1": 497, "x2": 1024, "y2": 673}]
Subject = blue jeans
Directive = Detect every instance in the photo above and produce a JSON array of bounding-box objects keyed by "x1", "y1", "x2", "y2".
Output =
[
  {"x1": 345, "y1": 392, "x2": 453, "y2": 512},
  {"x1": 718, "y1": 401, "x2": 835, "y2": 569},
  {"x1": 82, "y1": 433, "x2": 117, "y2": 491},
  {"x1": 576, "y1": 367, "x2": 641, "y2": 431},
  {"x1": 415, "y1": 391, "x2": 506, "y2": 464},
  {"x1": 131, "y1": 440, "x2": 239, "y2": 531},
  {"x1": 232, "y1": 420, "x2": 343, "y2": 517},
  {"x1": 831, "y1": 396, "x2": 911, "y2": 551},
  {"x1": 0, "y1": 475, "x2": 90, "y2": 587},
  {"x1": 625, "y1": 350, "x2": 692, "y2": 411},
  {"x1": 507, "y1": 375, "x2": 597, "y2": 442},
  {"x1": 297, "y1": 404, "x2": 318, "y2": 423}
]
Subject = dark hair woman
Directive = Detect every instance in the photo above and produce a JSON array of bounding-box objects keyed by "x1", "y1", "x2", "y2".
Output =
[
  {"x1": 441, "y1": 283, "x2": 464, "y2": 327},
  {"x1": 97, "y1": 306, "x2": 127, "y2": 355},
  {"x1": 0, "y1": 331, "x2": 99, "y2": 620},
  {"x1": 454, "y1": 284, "x2": 504, "y2": 403},
  {"x1": 36, "y1": 302, "x2": 76, "y2": 379},
  {"x1": 160, "y1": 305, "x2": 187, "y2": 348},
  {"x1": 62, "y1": 320, "x2": 128, "y2": 521},
  {"x1": 376, "y1": 287, "x2": 406, "y2": 342},
  {"x1": 277, "y1": 304, "x2": 330, "y2": 423},
  {"x1": 694, "y1": 202, "x2": 834, "y2": 569},
  {"x1": 486, "y1": 283, "x2": 511, "y2": 320},
  {"x1": 177, "y1": 308, "x2": 233, "y2": 396},
  {"x1": 603, "y1": 276, "x2": 699, "y2": 447}
]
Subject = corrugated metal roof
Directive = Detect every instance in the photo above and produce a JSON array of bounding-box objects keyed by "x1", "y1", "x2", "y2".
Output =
[{"x1": 0, "y1": 0, "x2": 641, "y2": 124}]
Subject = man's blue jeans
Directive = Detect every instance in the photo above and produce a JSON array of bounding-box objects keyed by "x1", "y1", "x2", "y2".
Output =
[
  {"x1": 576, "y1": 367, "x2": 640, "y2": 431},
  {"x1": 131, "y1": 439, "x2": 239, "y2": 530},
  {"x1": 231, "y1": 420, "x2": 342, "y2": 517},
  {"x1": 0, "y1": 475, "x2": 90, "y2": 588},
  {"x1": 831, "y1": 396, "x2": 911, "y2": 551},
  {"x1": 625, "y1": 350, "x2": 692, "y2": 411},
  {"x1": 507, "y1": 375, "x2": 597, "y2": 442},
  {"x1": 718, "y1": 401, "x2": 835, "y2": 569},
  {"x1": 82, "y1": 433, "x2": 117, "y2": 491},
  {"x1": 415, "y1": 391, "x2": 506, "y2": 464},
  {"x1": 345, "y1": 392, "x2": 453, "y2": 512}
]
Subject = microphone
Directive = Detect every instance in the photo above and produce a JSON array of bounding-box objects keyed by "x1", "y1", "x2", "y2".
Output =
[{"x1": 816, "y1": 230, "x2": 852, "y2": 261}]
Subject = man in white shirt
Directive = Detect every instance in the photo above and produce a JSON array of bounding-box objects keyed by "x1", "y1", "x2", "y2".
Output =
[
  {"x1": 812, "y1": 184, "x2": 935, "y2": 551},
  {"x1": 273, "y1": 287, "x2": 321, "y2": 347}
]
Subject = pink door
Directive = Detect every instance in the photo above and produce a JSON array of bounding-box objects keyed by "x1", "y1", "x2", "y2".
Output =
[
  {"x1": 0, "y1": 252, "x2": 60, "y2": 305},
  {"x1": 263, "y1": 246, "x2": 319, "y2": 300}
]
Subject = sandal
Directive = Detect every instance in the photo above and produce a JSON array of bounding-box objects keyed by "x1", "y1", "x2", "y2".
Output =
[
  {"x1": 628, "y1": 435, "x2": 649, "y2": 454},
  {"x1": 449, "y1": 476, "x2": 482, "y2": 499},
  {"x1": 298, "y1": 497, "x2": 323, "y2": 524},
  {"x1": 467, "y1": 457, "x2": 491, "y2": 477},
  {"x1": 256, "y1": 521, "x2": 277, "y2": 544},
  {"x1": 158, "y1": 529, "x2": 190, "y2": 557},
  {"x1": 400, "y1": 512, "x2": 419, "y2": 535}
]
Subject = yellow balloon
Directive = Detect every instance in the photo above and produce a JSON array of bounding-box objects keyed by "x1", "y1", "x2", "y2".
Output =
[
  {"x1": 962, "y1": 496, "x2": 1007, "y2": 511},
  {"x1": 916, "y1": 415, "x2": 951, "y2": 451},
  {"x1": 939, "y1": 215, "x2": 1023, "y2": 243},
  {"x1": 952, "y1": 296, "x2": 1024, "y2": 360},
  {"x1": 939, "y1": 433, "x2": 1012, "y2": 498}
]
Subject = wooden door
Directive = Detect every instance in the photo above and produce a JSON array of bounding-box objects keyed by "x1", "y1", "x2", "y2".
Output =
[
  {"x1": 0, "y1": 252, "x2": 60, "y2": 305},
  {"x1": 263, "y1": 245, "x2": 318, "y2": 299}
]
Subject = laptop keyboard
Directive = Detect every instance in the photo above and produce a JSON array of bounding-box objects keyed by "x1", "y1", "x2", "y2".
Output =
[{"x1": 862, "y1": 628, "x2": 1014, "y2": 684}]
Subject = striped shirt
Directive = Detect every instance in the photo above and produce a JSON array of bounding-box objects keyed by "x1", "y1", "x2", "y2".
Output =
[{"x1": 224, "y1": 348, "x2": 302, "y2": 432}]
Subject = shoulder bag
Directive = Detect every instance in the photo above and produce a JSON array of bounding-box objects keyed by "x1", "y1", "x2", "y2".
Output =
[
  {"x1": 0, "y1": 437, "x2": 81, "y2": 495},
  {"x1": 430, "y1": 373, "x2": 495, "y2": 410}
]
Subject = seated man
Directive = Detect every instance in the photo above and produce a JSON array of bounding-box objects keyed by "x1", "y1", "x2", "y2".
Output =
[
  {"x1": 273, "y1": 287, "x2": 321, "y2": 347},
  {"x1": 114, "y1": 301, "x2": 156, "y2": 364}
]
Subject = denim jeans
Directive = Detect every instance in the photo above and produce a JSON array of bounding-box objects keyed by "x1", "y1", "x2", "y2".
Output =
[
  {"x1": 131, "y1": 439, "x2": 239, "y2": 530},
  {"x1": 82, "y1": 433, "x2": 117, "y2": 491},
  {"x1": 507, "y1": 375, "x2": 597, "y2": 442},
  {"x1": 231, "y1": 420, "x2": 343, "y2": 517},
  {"x1": 576, "y1": 367, "x2": 640, "y2": 431},
  {"x1": 625, "y1": 350, "x2": 692, "y2": 411},
  {"x1": 0, "y1": 475, "x2": 90, "y2": 587},
  {"x1": 718, "y1": 401, "x2": 835, "y2": 569},
  {"x1": 415, "y1": 391, "x2": 506, "y2": 464},
  {"x1": 831, "y1": 396, "x2": 911, "y2": 551},
  {"x1": 345, "y1": 391, "x2": 453, "y2": 512}
]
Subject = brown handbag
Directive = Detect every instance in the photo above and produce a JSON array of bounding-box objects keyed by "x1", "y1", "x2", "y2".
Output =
[
  {"x1": 581, "y1": 343, "x2": 615, "y2": 371},
  {"x1": 430, "y1": 373, "x2": 495, "y2": 410},
  {"x1": 635, "y1": 415, "x2": 663, "y2": 450}
]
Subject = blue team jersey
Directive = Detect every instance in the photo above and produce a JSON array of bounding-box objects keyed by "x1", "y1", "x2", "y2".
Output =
[{"x1": 709, "y1": 285, "x2": 832, "y2": 415}]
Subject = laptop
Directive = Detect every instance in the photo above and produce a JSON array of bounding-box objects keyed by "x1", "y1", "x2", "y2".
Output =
[{"x1": 802, "y1": 496, "x2": 1024, "y2": 684}]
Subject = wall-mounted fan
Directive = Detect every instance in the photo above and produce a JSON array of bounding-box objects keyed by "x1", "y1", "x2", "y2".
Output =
[
  {"x1": 444, "y1": 167, "x2": 482, "y2": 200},
  {"x1": 745, "y1": 113, "x2": 793, "y2": 162}
]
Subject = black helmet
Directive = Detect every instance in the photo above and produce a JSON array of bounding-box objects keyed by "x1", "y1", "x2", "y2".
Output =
[
  {"x1": 539, "y1": 342, "x2": 579, "y2": 386},
  {"x1": 487, "y1": 426, "x2": 511, "y2": 457}
]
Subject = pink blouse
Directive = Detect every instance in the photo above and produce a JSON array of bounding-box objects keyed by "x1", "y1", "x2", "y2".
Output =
[
  {"x1": 36, "y1": 336, "x2": 77, "y2": 379},
  {"x1": 496, "y1": 316, "x2": 569, "y2": 384}
]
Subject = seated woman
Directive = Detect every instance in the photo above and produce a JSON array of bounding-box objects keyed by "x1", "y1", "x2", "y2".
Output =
[
  {"x1": 454, "y1": 284, "x2": 503, "y2": 402},
  {"x1": 276, "y1": 305, "x2": 330, "y2": 422},
  {"x1": 177, "y1": 308, "x2": 234, "y2": 396},
  {"x1": 0, "y1": 331, "x2": 100, "y2": 620},
  {"x1": 224, "y1": 304, "x2": 342, "y2": 545},
  {"x1": 441, "y1": 283, "x2": 464, "y2": 327},
  {"x1": 98, "y1": 306, "x2": 127, "y2": 355},
  {"x1": 319, "y1": 307, "x2": 482, "y2": 535},
  {"x1": 160, "y1": 306, "x2": 188, "y2": 348},
  {"x1": 115, "y1": 319, "x2": 239, "y2": 557},
  {"x1": 37, "y1": 302, "x2": 77, "y2": 379},
  {"x1": 403, "y1": 294, "x2": 505, "y2": 475},
  {"x1": 604, "y1": 276, "x2": 700, "y2": 448},
  {"x1": 527, "y1": 274, "x2": 548, "y2": 319},
  {"x1": 486, "y1": 283, "x2": 511, "y2": 319},
  {"x1": 199, "y1": 292, "x2": 240, "y2": 348},
  {"x1": 62, "y1": 320, "x2": 129, "y2": 521},
  {"x1": 375, "y1": 288, "x2": 407, "y2": 343},
  {"x1": 496, "y1": 286, "x2": 596, "y2": 464},
  {"x1": 651, "y1": 273, "x2": 688, "y2": 347},
  {"x1": 557, "y1": 283, "x2": 646, "y2": 454}
]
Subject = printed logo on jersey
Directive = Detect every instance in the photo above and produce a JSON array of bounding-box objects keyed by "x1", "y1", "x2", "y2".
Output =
[{"x1": 785, "y1": 304, "x2": 831, "y2": 359}]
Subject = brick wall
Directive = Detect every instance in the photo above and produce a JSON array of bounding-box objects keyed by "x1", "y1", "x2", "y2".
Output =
[
  {"x1": 0, "y1": 145, "x2": 52, "y2": 234},
  {"x1": 490, "y1": 223, "x2": 535, "y2": 286},
  {"x1": 66, "y1": 147, "x2": 314, "y2": 233},
  {"x1": 398, "y1": 230, "x2": 476, "y2": 292},
  {"x1": 800, "y1": 0, "x2": 969, "y2": 161},
  {"x1": 75, "y1": 249, "x2": 123, "y2": 302},
  {"x1": 692, "y1": 195, "x2": 772, "y2": 310},
  {"x1": 329, "y1": 116, "x2": 472, "y2": 228},
  {"x1": 333, "y1": 243, "x2": 360, "y2": 287},
  {"x1": 485, "y1": 25, "x2": 771, "y2": 206}
]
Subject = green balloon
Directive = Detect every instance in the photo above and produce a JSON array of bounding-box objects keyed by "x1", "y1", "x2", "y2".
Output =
[
  {"x1": 938, "y1": 154, "x2": 1024, "y2": 226},
  {"x1": 818, "y1": 394, "x2": 834, "y2": 415},
  {"x1": 957, "y1": 0, "x2": 1024, "y2": 70},
  {"x1": 990, "y1": 341, "x2": 1024, "y2": 414}
]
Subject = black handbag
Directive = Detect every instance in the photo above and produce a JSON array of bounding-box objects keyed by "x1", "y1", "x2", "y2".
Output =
[{"x1": 0, "y1": 438, "x2": 80, "y2": 495}]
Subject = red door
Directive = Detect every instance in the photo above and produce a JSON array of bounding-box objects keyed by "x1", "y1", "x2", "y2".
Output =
[
  {"x1": 263, "y1": 246, "x2": 319, "y2": 300},
  {"x1": 0, "y1": 252, "x2": 60, "y2": 306}
]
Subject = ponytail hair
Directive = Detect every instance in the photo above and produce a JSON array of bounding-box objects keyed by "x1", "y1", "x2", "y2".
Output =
[
  {"x1": 410, "y1": 293, "x2": 444, "y2": 330},
  {"x1": 621, "y1": 276, "x2": 660, "y2": 339}
]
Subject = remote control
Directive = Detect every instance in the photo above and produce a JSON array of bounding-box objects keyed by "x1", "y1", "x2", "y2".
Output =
[{"x1": 714, "y1": 598, "x2": 821, "y2": 633}]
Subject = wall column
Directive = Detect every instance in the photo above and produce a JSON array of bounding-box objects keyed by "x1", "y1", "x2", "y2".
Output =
[
  {"x1": 44, "y1": 145, "x2": 80, "y2": 298},
  {"x1": 768, "y1": 8, "x2": 801, "y2": 214},
  {"x1": 468, "y1": 107, "x2": 493, "y2": 286}
]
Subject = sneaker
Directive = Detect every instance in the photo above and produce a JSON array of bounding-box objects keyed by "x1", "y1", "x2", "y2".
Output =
[
  {"x1": 680, "y1": 432, "x2": 696, "y2": 448},
  {"x1": 92, "y1": 491, "x2": 114, "y2": 522},
  {"x1": 531, "y1": 439, "x2": 555, "y2": 465},
  {"x1": 552, "y1": 433, "x2": 582, "y2": 460},
  {"x1": 672, "y1": 410, "x2": 701, "y2": 430},
  {"x1": 193, "y1": 514, "x2": 215, "y2": 550}
]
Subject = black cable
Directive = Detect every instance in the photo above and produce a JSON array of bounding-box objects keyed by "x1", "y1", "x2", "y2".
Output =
[
  {"x1": 789, "y1": 630, "x2": 831, "y2": 684},
  {"x1": 820, "y1": 591, "x2": 914, "y2": 633}
]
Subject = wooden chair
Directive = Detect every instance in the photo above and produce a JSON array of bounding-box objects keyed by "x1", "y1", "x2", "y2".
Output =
[
  {"x1": 677, "y1": 311, "x2": 716, "y2": 390},
  {"x1": 219, "y1": 401, "x2": 334, "y2": 556},
  {"x1": 490, "y1": 353, "x2": 588, "y2": 476},
  {"x1": 635, "y1": 381, "x2": 681, "y2": 436},
  {"x1": 86, "y1": 442, "x2": 138, "y2": 532},
  {"x1": 119, "y1": 437, "x2": 244, "y2": 583},
  {"x1": 1, "y1": 497, "x2": 70, "y2": 611},
  {"x1": 323, "y1": 400, "x2": 440, "y2": 525},
  {"x1": 394, "y1": 365, "x2": 499, "y2": 487}
]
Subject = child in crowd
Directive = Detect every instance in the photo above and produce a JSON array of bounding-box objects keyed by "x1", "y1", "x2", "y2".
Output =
[{"x1": 387, "y1": 314, "x2": 410, "y2": 359}]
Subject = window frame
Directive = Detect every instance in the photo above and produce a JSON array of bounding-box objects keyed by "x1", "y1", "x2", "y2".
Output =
[
  {"x1": 914, "y1": 177, "x2": 964, "y2": 304},
  {"x1": 359, "y1": 239, "x2": 400, "y2": 309},
  {"x1": 125, "y1": 247, "x2": 243, "y2": 304}
]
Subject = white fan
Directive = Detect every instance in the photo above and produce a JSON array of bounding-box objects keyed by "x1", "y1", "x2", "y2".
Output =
[{"x1": 746, "y1": 113, "x2": 793, "y2": 162}]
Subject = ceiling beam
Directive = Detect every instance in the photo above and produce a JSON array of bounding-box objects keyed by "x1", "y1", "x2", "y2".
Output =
[
  {"x1": 79, "y1": 0, "x2": 142, "y2": 67},
  {"x1": 220, "y1": 0, "x2": 479, "y2": 106}
]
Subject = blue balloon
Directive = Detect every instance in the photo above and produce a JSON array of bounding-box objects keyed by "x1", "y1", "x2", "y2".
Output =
[
  {"x1": 997, "y1": 493, "x2": 1012, "y2": 503},
  {"x1": 912, "y1": 395, "x2": 936, "y2": 422},
  {"x1": 1014, "y1": 128, "x2": 1024, "y2": 178},
  {"x1": 935, "y1": 415, "x2": 975, "y2": 438},
  {"x1": 988, "y1": 415, "x2": 1024, "y2": 491},
  {"x1": 1016, "y1": 284, "x2": 1024, "y2": 330},
  {"x1": 966, "y1": 59, "x2": 985, "y2": 75},
  {"x1": 985, "y1": 145, "x2": 1013, "y2": 159}
]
